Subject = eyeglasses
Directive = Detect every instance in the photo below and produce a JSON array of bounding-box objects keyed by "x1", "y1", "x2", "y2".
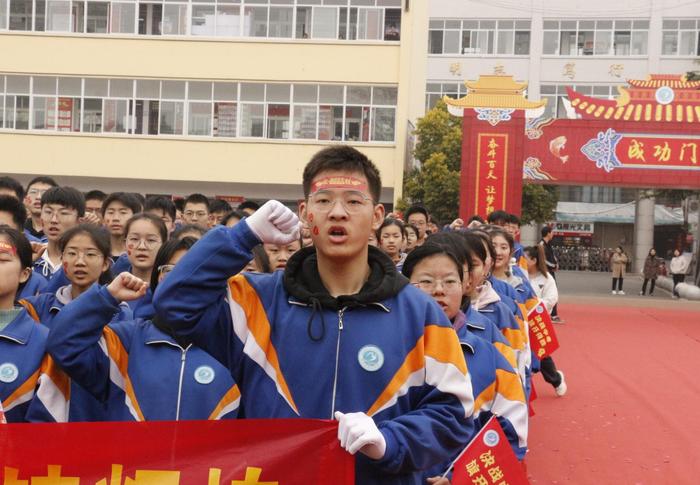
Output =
[
  {"x1": 126, "y1": 236, "x2": 162, "y2": 249},
  {"x1": 412, "y1": 277, "x2": 462, "y2": 292},
  {"x1": 158, "y1": 264, "x2": 175, "y2": 275},
  {"x1": 27, "y1": 188, "x2": 49, "y2": 196},
  {"x1": 184, "y1": 211, "x2": 208, "y2": 218},
  {"x1": 41, "y1": 208, "x2": 78, "y2": 221},
  {"x1": 308, "y1": 190, "x2": 373, "y2": 214},
  {"x1": 63, "y1": 249, "x2": 103, "y2": 263}
]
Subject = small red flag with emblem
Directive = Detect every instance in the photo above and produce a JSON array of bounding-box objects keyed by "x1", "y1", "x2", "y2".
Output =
[
  {"x1": 526, "y1": 300, "x2": 560, "y2": 359},
  {"x1": 450, "y1": 416, "x2": 529, "y2": 485}
]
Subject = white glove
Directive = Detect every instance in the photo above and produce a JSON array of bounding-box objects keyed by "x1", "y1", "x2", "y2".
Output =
[
  {"x1": 335, "y1": 411, "x2": 387, "y2": 460},
  {"x1": 245, "y1": 200, "x2": 300, "y2": 245}
]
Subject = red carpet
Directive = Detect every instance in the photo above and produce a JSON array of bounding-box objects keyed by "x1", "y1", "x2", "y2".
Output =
[{"x1": 525, "y1": 302, "x2": 700, "y2": 484}]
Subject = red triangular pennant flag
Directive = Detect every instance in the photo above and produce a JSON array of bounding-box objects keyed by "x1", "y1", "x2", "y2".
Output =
[
  {"x1": 450, "y1": 416, "x2": 530, "y2": 485},
  {"x1": 527, "y1": 301, "x2": 560, "y2": 359}
]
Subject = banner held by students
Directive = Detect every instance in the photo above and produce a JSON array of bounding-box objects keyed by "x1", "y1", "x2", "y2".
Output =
[
  {"x1": 0, "y1": 419, "x2": 354, "y2": 484},
  {"x1": 451, "y1": 416, "x2": 530, "y2": 485},
  {"x1": 527, "y1": 301, "x2": 560, "y2": 359}
]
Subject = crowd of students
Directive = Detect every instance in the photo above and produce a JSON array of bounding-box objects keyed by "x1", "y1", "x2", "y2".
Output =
[{"x1": 0, "y1": 146, "x2": 566, "y2": 484}]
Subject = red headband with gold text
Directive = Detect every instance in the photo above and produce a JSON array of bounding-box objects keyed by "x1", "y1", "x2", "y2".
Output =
[{"x1": 310, "y1": 176, "x2": 369, "y2": 195}]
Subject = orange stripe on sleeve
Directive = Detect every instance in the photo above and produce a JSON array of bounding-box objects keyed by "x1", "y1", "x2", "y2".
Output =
[
  {"x1": 228, "y1": 276, "x2": 299, "y2": 414},
  {"x1": 474, "y1": 382, "x2": 497, "y2": 414},
  {"x1": 102, "y1": 327, "x2": 146, "y2": 421},
  {"x1": 208, "y1": 384, "x2": 241, "y2": 420},
  {"x1": 424, "y1": 324, "x2": 468, "y2": 375},
  {"x1": 2, "y1": 369, "x2": 40, "y2": 409},
  {"x1": 18, "y1": 300, "x2": 40, "y2": 323},
  {"x1": 493, "y1": 342, "x2": 517, "y2": 370},
  {"x1": 41, "y1": 355, "x2": 71, "y2": 401},
  {"x1": 502, "y1": 327, "x2": 526, "y2": 351},
  {"x1": 366, "y1": 338, "x2": 425, "y2": 417},
  {"x1": 495, "y1": 368, "x2": 526, "y2": 403}
]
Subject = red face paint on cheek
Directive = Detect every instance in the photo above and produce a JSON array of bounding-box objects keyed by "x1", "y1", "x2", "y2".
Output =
[{"x1": 312, "y1": 226, "x2": 319, "y2": 236}]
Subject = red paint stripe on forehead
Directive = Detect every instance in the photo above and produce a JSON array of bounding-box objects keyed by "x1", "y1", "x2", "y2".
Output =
[{"x1": 310, "y1": 176, "x2": 368, "y2": 194}]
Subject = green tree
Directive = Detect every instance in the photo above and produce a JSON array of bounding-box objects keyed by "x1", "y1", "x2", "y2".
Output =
[
  {"x1": 401, "y1": 99, "x2": 559, "y2": 223},
  {"x1": 521, "y1": 184, "x2": 558, "y2": 223}
]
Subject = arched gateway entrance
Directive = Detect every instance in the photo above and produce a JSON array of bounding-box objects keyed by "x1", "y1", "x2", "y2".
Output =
[{"x1": 444, "y1": 74, "x2": 700, "y2": 272}]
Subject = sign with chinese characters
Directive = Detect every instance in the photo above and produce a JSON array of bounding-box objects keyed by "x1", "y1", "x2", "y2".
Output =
[
  {"x1": 521, "y1": 118, "x2": 700, "y2": 189},
  {"x1": 0, "y1": 419, "x2": 354, "y2": 484},
  {"x1": 474, "y1": 134, "x2": 509, "y2": 218},
  {"x1": 451, "y1": 416, "x2": 529, "y2": 485},
  {"x1": 526, "y1": 303, "x2": 560, "y2": 359},
  {"x1": 552, "y1": 222, "x2": 594, "y2": 236}
]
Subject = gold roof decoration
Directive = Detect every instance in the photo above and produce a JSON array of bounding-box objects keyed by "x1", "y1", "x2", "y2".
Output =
[{"x1": 444, "y1": 74, "x2": 547, "y2": 118}]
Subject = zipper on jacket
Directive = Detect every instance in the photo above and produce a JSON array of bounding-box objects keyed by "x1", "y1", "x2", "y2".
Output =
[
  {"x1": 330, "y1": 307, "x2": 347, "y2": 419},
  {"x1": 175, "y1": 345, "x2": 192, "y2": 421}
]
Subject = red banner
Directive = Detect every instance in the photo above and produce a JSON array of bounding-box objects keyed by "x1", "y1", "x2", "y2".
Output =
[
  {"x1": 0, "y1": 419, "x2": 354, "y2": 484},
  {"x1": 475, "y1": 133, "x2": 509, "y2": 218},
  {"x1": 452, "y1": 416, "x2": 529, "y2": 485},
  {"x1": 522, "y1": 118, "x2": 700, "y2": 189},
  {"x1": 527, "y1": 302, "x2": 560, "y2": 359}
]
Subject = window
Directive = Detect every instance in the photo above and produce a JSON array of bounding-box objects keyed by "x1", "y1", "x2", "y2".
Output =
[
  {"x1": 138, "y1": 1, "x2": 161, "y2": 35},
  {"x1": 9, "y1": 0, "x2": 32, "y2": 30},
  {"x1": 662, "y1": 19, "x2": 700, "y2": 56},
  {"x1": 111, "y1": 2, "x2": 135, "y2": 33},
  {"x1": 0, "y1": 0, "x2": 7, "y2": 29},
  {"x1": 428, "y1": 19, "x2": 529, "y2": 56},
  {"x1": 46, "y1": 0, "x2": 70, "y2": 31},
  {"x1": 543, "y1": 19, "x2": 648, "y2": 56},
  {"x1": 0, "y1": 75, "x2": 397, "y2": 142},
  {"x1": 424, "y1": 82, "x2": 466, "y2": 111},
  {"x1": 162, "y1": 2, "x2": 186, "y2": 35},
  {"x1": 87, "y1": 2, "x2": 109, "y2": 33},
  {"x1": 312, "y1": 7, "x2": 336, "y2": 39},
  {"x1": 268, "y1": 6, "x2": 293, "y2": 38}
]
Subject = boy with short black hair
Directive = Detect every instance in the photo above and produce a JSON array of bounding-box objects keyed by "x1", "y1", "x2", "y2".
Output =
[
  {"x1": 182, "y1": 193, "x2": 211, "y2": 229},
  {"x1": 102, "y1": 192, "x2": 143, "y2": 260},
  {"x1": 209, "y1": 198, "x2": 233, "y2": 226},
  {"x1": 237, "y1": 199, "x2": 260, "y2": 215},
  {"x1": 23, "y1": 176, "x2": 58, "y2": 242},
  {"x1": 0, "y1": 176, "x2": 24, "y2": 200},
  {"x1": 35, "y1": 187, "x2": 85, "y2": 279},
  {"x1": 145, "y1": 196, "x2": 177, "y2": 234},
  {"x1": 405, "y1": 205, "x2": 430, "y2": 246},
  {"x1": 155, "y1": 145, "x2": 475, "y2": 485},
  {"x1": 84, "y1": 190, "x2": 107, "y2": 225}
]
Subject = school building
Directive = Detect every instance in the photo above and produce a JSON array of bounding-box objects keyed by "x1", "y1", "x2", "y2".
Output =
[{"x1": 0, "y1": 0, "x2": 428, "y2": 204}]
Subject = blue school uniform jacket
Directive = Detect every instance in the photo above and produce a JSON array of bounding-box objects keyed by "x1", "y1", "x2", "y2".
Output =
[
  {"x1": 47, "y1": 284, "x2": 240, "y2": 422},
  {"x1": 154, "y1": 222, "x2": 476, "y2": 485},
  {"x1": 19, "y1": 285, "x2": 133, "y2": 421},
  {"x1": 0, "y1": 309, "x2": 69, "y2": 423},
  {"x1": 17, "y1": 271, "x2": 48, "y2": 300}
]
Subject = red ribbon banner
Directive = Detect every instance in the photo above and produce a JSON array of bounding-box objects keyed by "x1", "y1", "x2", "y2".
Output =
[{"x1": 0, "y1": 419, "x2": 354, "y2": 484}]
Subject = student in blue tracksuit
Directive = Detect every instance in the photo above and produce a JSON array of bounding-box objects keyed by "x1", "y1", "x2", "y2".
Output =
[
  {"x1": 401, "y1": 245, "x2": 528, "y2": 485},
  {"x1": 21, "y1": 224, "x2": 129, "y2": 326},
  {"x1": 47, "y1": 236, "x2": 239, "y2": 422},
  {"x1": 0, "y1": 195, "x2": 49, "y2": 300},
  {"x1": 120, "y1": 213, "x2": 167, "y2": 319},
  {"x1": 154, "y1": 146, "x2": 475, "y2": 485},
  {"x1": 0, "y1": 228, "x2": 69, "y2": 423}
]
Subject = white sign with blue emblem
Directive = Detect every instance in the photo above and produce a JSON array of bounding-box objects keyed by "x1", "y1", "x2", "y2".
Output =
[
  {"x1": 358, "y1": 345, "x2": 384, "y2": 372},
  {"x1": 194, "y1": 365, "x2": 215, "y2": 384},
  {"x1": 655, "y1": 86, "x2": 675, "y2": 105},
  {"x1": 0, "y1": 363, "x2": 19, "y2": 383}
]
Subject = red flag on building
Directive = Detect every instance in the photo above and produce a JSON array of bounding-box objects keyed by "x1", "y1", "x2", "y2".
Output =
[
  {"x1": 527, "y1": 301, "x2": 560, "y2": 359},
  {"x1": 451, "y1": 416, "x2": 530, "y2": 485}
]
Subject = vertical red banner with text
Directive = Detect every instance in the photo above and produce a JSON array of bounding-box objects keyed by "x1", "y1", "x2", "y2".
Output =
[{"x1": 475, "y1": 133, "x2": 509, "y2": 219}]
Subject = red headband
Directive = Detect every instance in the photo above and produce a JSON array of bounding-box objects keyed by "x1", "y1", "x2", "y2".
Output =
[
  {"x1": 310, "y1": 176, "x2": 369, "y2": 194},
  {"x1": 0, "y1": 241, "x2": 17, "y2": 256}
]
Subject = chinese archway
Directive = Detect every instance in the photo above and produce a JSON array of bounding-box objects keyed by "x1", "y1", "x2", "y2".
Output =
[{"x1": 444, "y1": 74, "x2": 700, "y2": 219}]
